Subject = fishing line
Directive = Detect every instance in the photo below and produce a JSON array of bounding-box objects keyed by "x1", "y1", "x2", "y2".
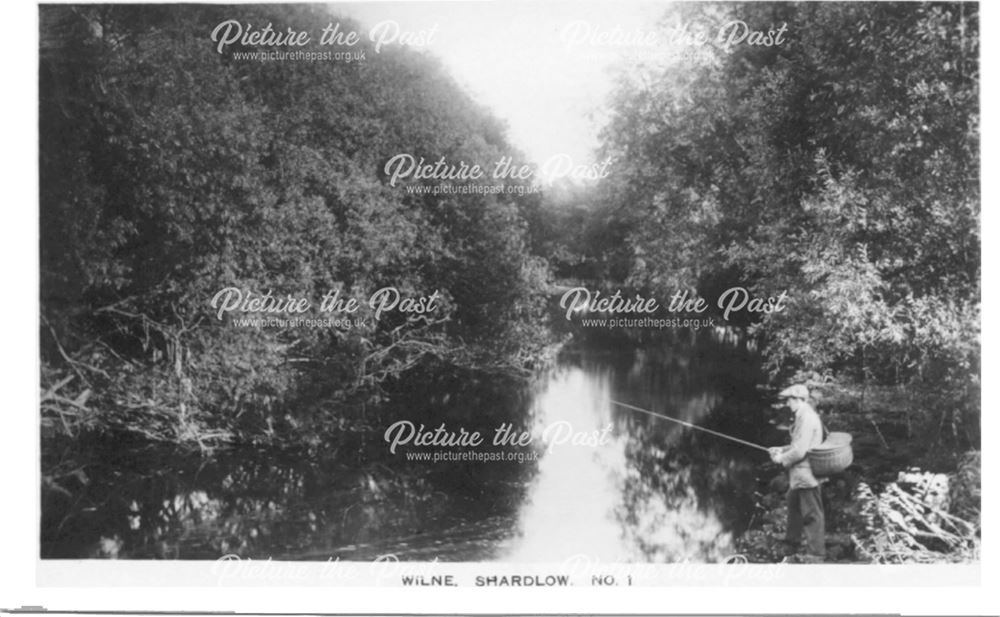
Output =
[{"x1": 609, "y1": 399, "x2": 770, "y2": 452}]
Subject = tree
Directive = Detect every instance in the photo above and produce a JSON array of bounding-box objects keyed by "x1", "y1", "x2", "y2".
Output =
[
  {"x1": 598, "y1": 2, "x2": 979, "y2": 435},
  {"x1": 39, "y1": 4, "x2": 552, "y2": 446}
]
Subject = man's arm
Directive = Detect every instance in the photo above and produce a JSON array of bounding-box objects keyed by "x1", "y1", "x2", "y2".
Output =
[{"x1": 776, "y1": 415, "x2": 818, "y2": 467}]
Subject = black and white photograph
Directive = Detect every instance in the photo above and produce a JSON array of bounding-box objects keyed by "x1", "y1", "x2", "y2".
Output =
[{"x1": 10, "y1": 0, "x2": 992, "y2": 608}]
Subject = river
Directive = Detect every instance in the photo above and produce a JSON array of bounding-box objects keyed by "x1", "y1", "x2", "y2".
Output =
[{"x1": 41, "y1": 328, "x2": 768, "y2": 562}]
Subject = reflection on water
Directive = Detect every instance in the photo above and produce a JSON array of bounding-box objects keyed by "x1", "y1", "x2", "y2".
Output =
[
  {"x1": 42, "y1": 331, "x2": 764, "y2": 562},
  {"x1": 507, "y1": 368, "x2": 629, "y2": 561},
  {"x1": 505, "y1": 332, "x2": 759, "y2": 562}
]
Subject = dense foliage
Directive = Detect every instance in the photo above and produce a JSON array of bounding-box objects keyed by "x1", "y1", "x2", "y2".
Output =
[
  {"x1": 40, "y1": 2, "x2": 981, "y2": 452},
  {"x1": 40, "y1": 4, "x2": 552, "y2": 446},
  {"x1": 575, "y1": 2, "x2": 979, "y2": 441}
]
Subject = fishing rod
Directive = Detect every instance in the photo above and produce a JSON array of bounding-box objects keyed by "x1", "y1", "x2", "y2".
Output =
[{"x1": 609, "y1": 399, "x2": 770, "y2": 453}]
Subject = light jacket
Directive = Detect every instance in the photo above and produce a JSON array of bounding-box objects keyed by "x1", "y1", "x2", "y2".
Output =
[{"x1": 776, "y1": 404, "x2": 823, "y2": 489}]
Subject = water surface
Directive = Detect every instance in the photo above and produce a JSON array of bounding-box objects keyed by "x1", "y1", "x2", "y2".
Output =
[{"x1": 42, "y1": 330, "x2": 766, "y2": 562}]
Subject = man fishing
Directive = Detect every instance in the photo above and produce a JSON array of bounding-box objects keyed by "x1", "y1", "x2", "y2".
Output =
[{"x1": 768, "y1": 384, "x2": 826, "y2": 562}]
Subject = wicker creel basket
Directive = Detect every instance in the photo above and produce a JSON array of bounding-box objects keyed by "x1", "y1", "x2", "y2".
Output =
[{"x1": 808, "y1": 431, "x2": 854, "y2": 476}]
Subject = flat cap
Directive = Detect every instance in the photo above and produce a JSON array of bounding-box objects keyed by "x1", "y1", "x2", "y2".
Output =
[{"x1": 778, "y1": 384, "x2": 810, "y2": 400}]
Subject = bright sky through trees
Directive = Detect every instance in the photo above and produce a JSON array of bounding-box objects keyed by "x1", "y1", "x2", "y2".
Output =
[{"x1": 337, "y1": 1, "x2": 673, "y2": 172}]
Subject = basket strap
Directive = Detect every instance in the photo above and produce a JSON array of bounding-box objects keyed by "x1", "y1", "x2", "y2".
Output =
[{"x1": 821, "y1": 421, "x2": 829, "y2": 442}]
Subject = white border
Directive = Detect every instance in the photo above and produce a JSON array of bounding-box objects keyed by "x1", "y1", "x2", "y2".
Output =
[{"x1": 5, "y1": 0, "x2": 997, "y2": 614}]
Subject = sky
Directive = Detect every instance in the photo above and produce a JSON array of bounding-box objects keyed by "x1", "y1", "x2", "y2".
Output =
[{"x1": 333, "y1": 1, "x2": 675, "y2": 173}]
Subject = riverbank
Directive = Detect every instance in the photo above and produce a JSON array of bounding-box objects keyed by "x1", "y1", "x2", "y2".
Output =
[
  {"x1": 42, "y1": 328, "x2": 771, "y2": 561},
  {"x1": 736, "y1": 381, "x2": 981, "y2": 563}
]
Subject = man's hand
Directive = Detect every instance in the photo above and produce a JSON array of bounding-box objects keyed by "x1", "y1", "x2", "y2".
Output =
[{"x1": 768, "y1": 447, "x2": 783, "y2": 464}]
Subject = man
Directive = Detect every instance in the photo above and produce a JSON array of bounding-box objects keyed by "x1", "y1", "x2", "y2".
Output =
[{"x1": 769, "y1": 384, "x2": 826, "y2": 562}]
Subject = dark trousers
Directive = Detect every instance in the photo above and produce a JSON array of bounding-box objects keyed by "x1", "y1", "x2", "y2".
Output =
[{"x1": 786, "y1": 487, "x2": 825, "y2": 557}]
